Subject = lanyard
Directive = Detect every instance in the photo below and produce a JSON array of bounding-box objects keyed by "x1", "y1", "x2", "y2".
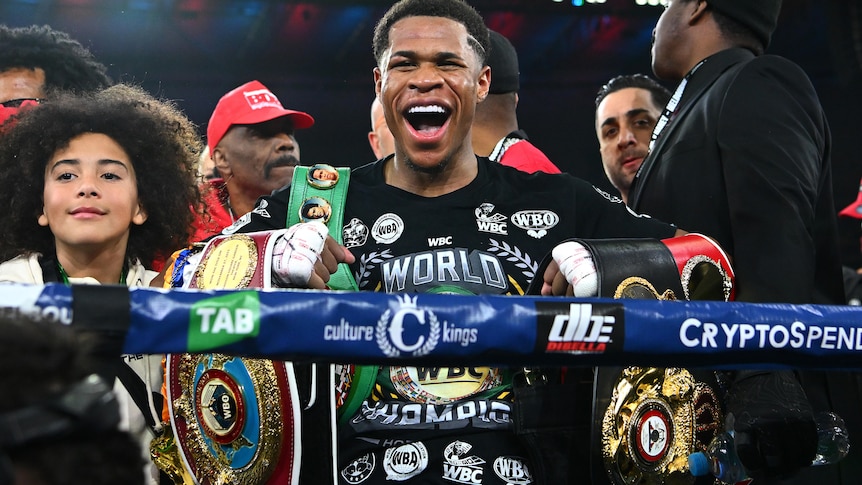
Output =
[
  {"x1": 649, "y1": 59, "x2": 706, "y2": 152},
  {"x1": 57, "y1": 262, "x2": 127, "y2": 285}
]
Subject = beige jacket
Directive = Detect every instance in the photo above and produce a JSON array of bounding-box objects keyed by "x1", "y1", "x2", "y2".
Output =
[{"x1": 0, "y1": 253, "x2": 162, "y2": 485}]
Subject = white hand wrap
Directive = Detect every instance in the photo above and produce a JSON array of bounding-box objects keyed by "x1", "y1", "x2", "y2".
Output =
[
  {"x1": 552, "y1": 241, "x2": 598, "y2": 297},
  {"x1": 272, "y1": 221, "x2": 329, "y2": 287}
]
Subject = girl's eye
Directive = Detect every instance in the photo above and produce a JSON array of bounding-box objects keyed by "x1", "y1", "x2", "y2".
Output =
[
  {"x1": 57, "y1": 172, "x2": 75, "y2": 181},
  {"x1": 102, "y1": 172, "x2": 121, "y2": 180}
]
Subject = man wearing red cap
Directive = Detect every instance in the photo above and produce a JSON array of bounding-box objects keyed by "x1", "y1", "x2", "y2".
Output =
[
  {"x1": 839, "y1": 178, "x2": 862, "y2": 305},
  {"x1": 192, "y1": 80, "x2": 314, "y2": 241}
]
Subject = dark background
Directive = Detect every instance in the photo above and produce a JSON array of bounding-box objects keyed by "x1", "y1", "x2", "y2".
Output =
[{"x1": 3, "y1": 0, "x2": 862, "y2": 265}]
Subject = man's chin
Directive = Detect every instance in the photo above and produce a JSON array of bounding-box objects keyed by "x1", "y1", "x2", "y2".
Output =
[
  {"x1": 264, "y1": 168, "x2": 295, "y2": 190},
  {"x1": 405, "y1": 156, "x2": 449, "y2": 176},
  {"x1": 266, "y1": 164, "x2": 295, "y2": 176}
]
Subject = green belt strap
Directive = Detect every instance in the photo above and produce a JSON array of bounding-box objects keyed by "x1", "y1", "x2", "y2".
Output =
[
  {"x1": 286, "y1": 165, "x2": 375, "y2": 424},
  {"x1": 286, "y1": 164, "x2": 358, "y2": 292}
]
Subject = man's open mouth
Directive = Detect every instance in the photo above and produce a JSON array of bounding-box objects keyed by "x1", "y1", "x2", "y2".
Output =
[{"x1": 405, "y1": 104, "x2": 450, "y2": 136}]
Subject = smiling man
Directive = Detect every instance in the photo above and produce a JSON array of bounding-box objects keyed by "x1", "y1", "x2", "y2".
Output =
[
  {"x1": 192, "y1": 80, "x2": 314, "y2": 240},
  {"x1": 594, "y1": 74, "x2": 670, "y2": 204},
  {"x1": 195, "y1": 1, "x2": 690, "y2": 484}
]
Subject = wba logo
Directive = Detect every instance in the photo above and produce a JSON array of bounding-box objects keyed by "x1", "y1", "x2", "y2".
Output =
[
  {"x1": 383, "y1": 442, "x2": 428, "y2": 481},
  {"x1": 536, "y1": 302, "x2": 624, "y2": 354}
]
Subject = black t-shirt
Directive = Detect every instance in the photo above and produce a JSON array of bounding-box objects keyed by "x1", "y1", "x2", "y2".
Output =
[
  {"x1": 226, "y1": 157, "x2": 675, "y2": 484},
  {"x1": 230, "y1": 157, "x2": 674, "y2": 296}
]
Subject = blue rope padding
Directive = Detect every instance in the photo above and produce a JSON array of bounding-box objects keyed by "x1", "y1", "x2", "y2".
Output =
[{"x1": 3, "y1": 283, "x2": 861, "y2": 369}]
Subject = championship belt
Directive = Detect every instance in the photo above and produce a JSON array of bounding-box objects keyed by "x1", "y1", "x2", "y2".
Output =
[
  {"x1": 166, "y1": 353, "x2": 300, "y2": 484},
  {"x1": 162, "y1": 230, "x2": 302, "y2": 484},
  {"x1": 600, "y1": 367, "x2": 723, "y2": 485},
  {"x1": 187, "y1": 231, "x2": 280, "y2": 289},
  {"x1": 287, "y1": 164, "x2": 356, "y2": 292},
  {"x1": 588, "y1": 234, "x2": 734, "y2": 484},
  {"x1": 287, "y1": 165, "x2": 376, "y2": 426},
  {"x1": 581, "y1": 233, "x2": 734, "y2": 302}
]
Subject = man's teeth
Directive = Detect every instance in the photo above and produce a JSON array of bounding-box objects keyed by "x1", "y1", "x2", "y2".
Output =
[{"x1": 408, "y1": 105, "x2": 445, "y2": 114}]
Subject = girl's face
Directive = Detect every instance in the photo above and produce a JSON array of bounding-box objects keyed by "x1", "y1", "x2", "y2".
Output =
[{"x1": 39, "y1": 132, "x2": 147, "y2": 255}]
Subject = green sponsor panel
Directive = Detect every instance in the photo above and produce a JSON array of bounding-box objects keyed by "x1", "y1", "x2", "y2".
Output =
[{"x1": 188, "y1": 291, "x2": 261, "y2": 351}]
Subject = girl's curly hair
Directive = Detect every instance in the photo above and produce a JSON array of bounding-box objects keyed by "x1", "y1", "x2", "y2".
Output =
[{"x1": 0, "y1": 84, "x2": 202, "y2": 265}]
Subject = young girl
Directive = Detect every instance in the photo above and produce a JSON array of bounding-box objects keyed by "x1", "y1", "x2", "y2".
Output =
[{"x1": 0, "y1": 84, "x2": 201, "y2": 484}]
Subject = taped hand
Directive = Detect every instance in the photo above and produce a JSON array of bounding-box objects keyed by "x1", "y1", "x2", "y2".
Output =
[
  {"x1": 541, "y1": 241, "x2": 598, "y2": 297},
  {"x1": 272, "y1": 221, "x2": 330, "y2": 288}
]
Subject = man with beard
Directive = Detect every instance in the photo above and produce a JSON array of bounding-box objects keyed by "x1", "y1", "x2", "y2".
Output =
[
  {"x1": 192, "y1": 80, "x2": 313, "y2": 240},
  {"x1": 165, "y1": 2, "x2": 746, "y2": 484},
  {"x1": 594, "y1": 74, "x2": 670, "y2": 205}
]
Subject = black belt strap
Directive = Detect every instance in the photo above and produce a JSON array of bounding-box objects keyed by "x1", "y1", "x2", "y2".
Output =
[{"x1": 69, "y1": 284, "x2": 164, "y2": 431}]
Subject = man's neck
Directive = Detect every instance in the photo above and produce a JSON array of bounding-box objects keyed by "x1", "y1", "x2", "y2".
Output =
[
  {"x1": 472, "y1": 101, "x2": 518, "y2": 157},
  {"x1": 384, "y1": 149, "x2": 479, "y2": 198},
  {"x1": 683, "y1": 33, "x2": 737, "y2": 77},
  {"x1": 225, "y1": 187, "x2": 262, "y2": 220}
]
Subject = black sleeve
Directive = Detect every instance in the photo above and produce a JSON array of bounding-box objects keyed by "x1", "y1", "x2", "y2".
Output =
[
  {"x1": 573, "y1": 178, "x2": 677, "y2": 240},
  {"x1": 718, "y1": 57, "x2": 830, "y2": 303},
  {"x1": 228, "y1": 185, "x2": 291, "y2": 234}
]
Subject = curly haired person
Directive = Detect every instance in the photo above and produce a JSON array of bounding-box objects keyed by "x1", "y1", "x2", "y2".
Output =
[{"x1": 0, "y1": 83, "x2": 201, "y2": 485}]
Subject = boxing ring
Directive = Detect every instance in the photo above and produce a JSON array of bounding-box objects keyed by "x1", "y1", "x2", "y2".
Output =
[{"x1": 3, "y1": 282, "x2": 860, "y2": 369}]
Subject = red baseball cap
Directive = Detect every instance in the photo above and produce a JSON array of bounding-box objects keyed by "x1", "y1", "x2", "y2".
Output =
[
  {"x1": 206, "y1": 80, "x2": 314, "y2": 152},
  {"x1": 839, "y1": 178, "x2": 862, "y2": 219}
]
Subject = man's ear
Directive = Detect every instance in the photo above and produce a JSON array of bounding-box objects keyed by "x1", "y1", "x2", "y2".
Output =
[
  {"x1": 689, "y1": 0, "x2": 709, "y2": 25},
  {"x1": 368, "y1": 131, "x2": 381, "y2": 160},
  {"x1": 211, "y1": 146, "x2": 231, "y2": 176},
  {"x1": 373, "y1": 67, "x2": 383, "y2": 99},
  {"x1": 477, "y1": 65, "x2": 491, "y2": 102}
]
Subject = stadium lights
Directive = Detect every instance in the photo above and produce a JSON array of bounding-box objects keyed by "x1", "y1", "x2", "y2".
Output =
[
  {"x1": 552, "y1": 0, "x2": 666, "y2": 5},
  {"x1": 553, "y1": 0, "x2": 606, "y2": 5}
]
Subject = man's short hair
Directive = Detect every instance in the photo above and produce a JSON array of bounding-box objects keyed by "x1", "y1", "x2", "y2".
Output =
[
  {"x1": 0, "y1": 24, "x2": 111, "y2": 94},
  {"x1": 677, "y1": 0, "x2": 775, "y2": 55},
  {"x1": 595, "y1": 74, "x2": 672, "y2": 112},
  {"x1": 372, "y1": 0, "x2": 490, "y2": 67}
]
